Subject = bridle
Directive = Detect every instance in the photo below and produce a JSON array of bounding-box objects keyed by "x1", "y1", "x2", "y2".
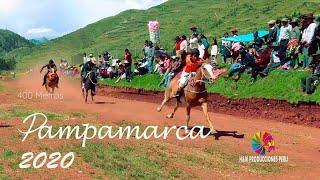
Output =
[
  {"x1": 86, "y1": 71, "x2": 98, "y2": 85},
  {"x1": 196, "y1": 64, "x2": 214, "y2": 84},
  {"x1": 184, "y1": 63, "x2": 214, "y2": 94}
]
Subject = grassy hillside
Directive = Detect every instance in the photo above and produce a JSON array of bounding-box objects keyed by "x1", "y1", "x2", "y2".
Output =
[
  {"x1": 11, "y1": 0, "x2": 320, "y2": 70},
  {"x1": 0, "y1": 29, "x2": 33, "y2": 56},
  {"x1": 100, "y1": 69, "x2": 320, "y2": 104},
  {"x1": 30, "y1": 37, "x2": 49, "y2": 45},
  {"x1": 9, "y1": 0, "x2": 320, "y2": 103}
]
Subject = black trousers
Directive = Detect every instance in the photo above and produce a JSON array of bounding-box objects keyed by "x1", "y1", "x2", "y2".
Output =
[
  {"x1": 278, "y1": 39, "x2": 289, "y2": 64},
  {"x1": 251, "y1": 64, "x2": 266, "y2": 80},
  {"x1": 125, "y1": 66, "x2": 132, "y2": 81}
]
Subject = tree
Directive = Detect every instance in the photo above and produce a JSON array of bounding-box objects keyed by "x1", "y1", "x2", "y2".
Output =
[{"x1": 0, "y1": 56, "x2": 17, "y2": 70}]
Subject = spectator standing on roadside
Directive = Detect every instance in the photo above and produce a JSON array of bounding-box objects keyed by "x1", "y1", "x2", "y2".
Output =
[
  {"x1": 180, "y1": 35, "x2": 188, "y2": 55},
  {"x1": 221, "y1": 32, "x2": 231, "y2": 63},
  {"x1": 210, "y1": 38, "x2": 218, "y2": 70},
  {"x1": 124, "y1": 49, "x2": 132, "y2": 81},
  {"x1": 277, "y1": 18, "x2": 291, "y2": 64},
  {"x1": 146, "y1": 41, "x2": 155, "y2": 73},
  {"x1": 175, "y1": 36, "x2": 182, "y2": 57},
  {"x1": 289, "y1": 18, "x2": 301, "y2": 68},
  {"x1": 301, "y1": 14, "x2": 317, "y2": 69}
]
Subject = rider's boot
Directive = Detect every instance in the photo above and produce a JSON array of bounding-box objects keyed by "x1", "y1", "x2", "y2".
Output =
[
  {"x1": 56, "y1": 78, "x2": 59, "y2": 88},
  {"x1": 174, "y1": 87, "x2": 183, "y2": 98},
  {"x1": 42, "y1": 76, "x2": 46, "y2": 86}
]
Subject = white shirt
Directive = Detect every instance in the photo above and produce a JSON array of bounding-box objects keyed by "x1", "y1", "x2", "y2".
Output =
[
  {"x1": 140, "y1": 61, "x2": 148, "y2": 68},
  {"x1": 273, "y1": 53, "x2": 281, "y2": 63},
  {"x1": 211, "y1": 45, "x2": 218, "y2": 56},
  {"x1": 221, "y1": 39, "x2": 230, "y2": 46},
  {"x1": 199, "y1": 44, "x2": 205, "y2": 59},
  {"x1": 302, "y1": 23, "x2": 317, "y2": 44},
  {"x1": 83, "y1": 56, "x2": 88, "y2": 64},
  {"x1": 279, "y1": 25, "x2": 292, "y2": 41},
  {"x1": 180, "y1": 40, "x2": 188, "y2": 52},
  {"x1": 189, "y1": 37, "x2": 198, "y2": 49},
  {"x1": 107, "y1": 67, "x2": 113, "y2": 74}
]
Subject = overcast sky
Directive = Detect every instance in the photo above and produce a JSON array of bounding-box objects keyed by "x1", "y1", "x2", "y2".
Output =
[{"x1": 0, "y1": 0, "x2": 166, "y2": 39}]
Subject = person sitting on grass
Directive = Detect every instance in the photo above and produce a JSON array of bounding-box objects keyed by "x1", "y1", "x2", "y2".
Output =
[
  {"x1": 106, "y1": 63, "x2": 116, "y2": 78},
  {"x1": 115, "y1": 63, "x2": 126, "y2": 83},
  {"x1": 259, "y1": 45, "x2": 281, "y2": 77},
  {"x1": 231, "y1": 41, "x2": 242, "y2": 63},
  {"x1": 159, "y1": 56, "x2": 183, "y2": 88},
  {"x1": 301, "y1": 54, "x2": 320, "y2": 94},
  {"x1": 250, "y1": 45, "x2": 271, "y2": 81},
  {"x1": 154, "y1": 58, "x2": 160, "y2": 73},
  {"x1": 158, "y1": 55, "x2": 172, "y2": 77},
  {"x1": 135, "y1": 58, "x2": 149, "y2": 76},
  {"x1": 224, "y1": 63, "x2": 246, "y2": 81},
  {"x1": 224, "y1": 45, "x2": 256, "y2": 81}
]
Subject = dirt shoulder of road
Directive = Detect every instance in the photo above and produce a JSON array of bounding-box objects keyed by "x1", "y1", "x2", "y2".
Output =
[{"x1": 98, "y1": 86, "x2": 320, "y2": 128}]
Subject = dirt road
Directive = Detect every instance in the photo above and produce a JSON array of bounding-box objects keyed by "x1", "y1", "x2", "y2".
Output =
[{"x1": 0, "y1": 70, "x2": 319, "y2": 179}]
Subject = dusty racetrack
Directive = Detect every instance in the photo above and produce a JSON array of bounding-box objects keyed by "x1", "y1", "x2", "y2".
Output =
[
  {"x1": 99, "y1": 86, "x2": 320, "y2": 128},
  {"x1": 0, "y1": 70, "x2": 319, "y2": 179}
]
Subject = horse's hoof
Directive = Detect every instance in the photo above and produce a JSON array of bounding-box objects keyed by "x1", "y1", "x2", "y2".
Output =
[
  {"x1": 210, "y1": 129, "x2": 217, "y2": 134},
  {"x1": 182, "y1": 132, "x2": 190, "y2": 137},
  {"x1": 156, "y1": 107, "x2": 161, "y2": 112},
  {"x1": 166, "y1": 114, "x2": 173, "y2": 119}
]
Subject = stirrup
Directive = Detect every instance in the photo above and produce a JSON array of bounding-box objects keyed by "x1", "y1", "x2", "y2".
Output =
[{"x1": 174, "y1": 89, "x2": 183, "y2": 98}]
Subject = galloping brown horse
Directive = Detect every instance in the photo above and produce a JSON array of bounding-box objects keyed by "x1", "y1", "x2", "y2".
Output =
[
  {"x1": 45, "y1": 68, "x2": 59, "y2": 93},
  {"x1": 157, "y1": 63, "x2": 216, "y2": 133}
]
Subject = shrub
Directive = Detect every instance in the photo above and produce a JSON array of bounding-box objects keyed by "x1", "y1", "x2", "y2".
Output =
[{"x1": 0, "y1": 56, "x2": 17, "y2": 70}]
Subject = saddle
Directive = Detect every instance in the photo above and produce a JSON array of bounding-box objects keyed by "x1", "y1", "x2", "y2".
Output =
[{"x1": 177, "y1": 72, "x2": 197, "y2": 88}]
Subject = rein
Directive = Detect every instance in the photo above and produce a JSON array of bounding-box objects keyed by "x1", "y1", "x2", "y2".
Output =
[
  {"x1": 86, "y1": 71, "x2": 98, "y2": 85},
  {"x1": 184, "y1": 64, "x2": 212, "y2": 94}
]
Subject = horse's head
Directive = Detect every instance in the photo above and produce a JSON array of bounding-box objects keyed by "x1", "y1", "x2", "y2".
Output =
[
  {"x1": 200, "y1": 63, "x2": 215, "y2": 83},
  {"x1": 48, "y1": 71, "x2": 57, "y2": 81},
  {"x1": 87, "y1": 70, "x2": 97, "y2": 84}
]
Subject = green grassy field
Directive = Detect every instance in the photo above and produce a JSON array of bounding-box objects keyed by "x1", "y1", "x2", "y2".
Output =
[
  {"x1": 60, "y1": 140, "x2": 293, "y2": 179},
  {"x1": 99, "y1": 68, "x2": 320, "y2": 104},
  {"x1": 0, "y1": 102, "x2": 89, "y2": 121}
]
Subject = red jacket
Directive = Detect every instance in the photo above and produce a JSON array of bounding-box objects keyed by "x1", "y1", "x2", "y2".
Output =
[
  {"x1": 175, "y1": 40, "x2": 182, "y2": 51},
  {"x1": 124, "y1": 52, "x2": 132, "y2": 64},
  {"x1": 256, "y1": 48, "x2": 271, "y2": 67},
  {"x1": 183, "y1": 55, "x2": 201, "y2": 73}
]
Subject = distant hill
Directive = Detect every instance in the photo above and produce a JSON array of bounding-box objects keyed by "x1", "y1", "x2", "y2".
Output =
[
  {"x1": 10, "y1": 0, "x2": 320, "y2": 70},
  {"x1": 30, "y1": 37, "x2": 49, "y2": 45},
  {"x1": 0, "y1": 29, "x2": 33, "y2": 56}
]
